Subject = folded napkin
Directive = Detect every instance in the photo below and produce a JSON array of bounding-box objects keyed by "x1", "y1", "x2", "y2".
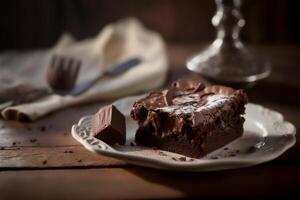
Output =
[{"x1": 0, "y1": 18, "x2": 168, "y2": 121}]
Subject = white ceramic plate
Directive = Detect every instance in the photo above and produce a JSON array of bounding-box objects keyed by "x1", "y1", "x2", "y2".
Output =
[{"x1": 72, "y1": 95, "x2": 296, "y2": 171}]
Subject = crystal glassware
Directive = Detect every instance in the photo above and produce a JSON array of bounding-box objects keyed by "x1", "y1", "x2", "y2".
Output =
[{"x1": 186, "y1": 0, "x2": 271, "y2": 87}]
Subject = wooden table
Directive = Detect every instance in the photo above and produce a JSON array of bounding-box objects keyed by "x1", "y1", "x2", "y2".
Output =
[{"x1": 0, "y1": 44, "x2": 299, "y2": 199}]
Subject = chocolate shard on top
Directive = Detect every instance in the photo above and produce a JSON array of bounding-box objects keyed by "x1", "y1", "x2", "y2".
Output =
[
  {"x1": 130, "y1": 79, "x2": 248, "y2": 158},
  {"x1": 91, "y1": 105, "x2": 126, "y2": 145},
  {"x1": 162, "y1": 86, "x2": 180, "y2": 106}
]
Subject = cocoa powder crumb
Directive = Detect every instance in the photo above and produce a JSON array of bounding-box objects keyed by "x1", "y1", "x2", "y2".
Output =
[
  {"x1": 189, "y1": 158, "x2": 195, "y2": 161},
  {"x1": 40, "y1": 126, "x2": 46, "y2": 132},
  {"x1": 158, "y1": 151, "x2": 167, "y2": 156},
  {"x1": 171, "y1": 157, "x2": 177, "y2": 161},
  {"x1": 179, "y1": 157, "x2": 187, "y2": 161},
  {"x1": 224, "y1": 147, "x2": 229, "y2": 150},
  {"x1": 78, "y1": 159, "x2": 82, "y2": 163},
  {"x1": 42, "y1": 160, "x2": 47, "y2": 165},
  {"x1": 130, "y1": 142, "x2": 135, "y2": 147},
  {"x1": 12, "y1": 142, "x2": 16, "y2": 146},
  {"x1": 247, "y1": 146, "x2": 256, "y2": 153},
  {"x1": 30, "y1": 139, "x2": 37, "y2": 143},
  {"x1": 64, "y1": 150, "x2": 73, "y2": 153}
]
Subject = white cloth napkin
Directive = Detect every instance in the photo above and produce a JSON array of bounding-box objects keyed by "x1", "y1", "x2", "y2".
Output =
[{"x1": 0, "y1": 18, "x2": 168, "y2": 121}]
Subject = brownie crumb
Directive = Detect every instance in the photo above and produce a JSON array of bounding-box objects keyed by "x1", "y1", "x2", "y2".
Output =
[
  {"x1": 130, "y1": 142, "x2": 135, "y2": 147},
  {"x1": 179, "y1": 157, "x2": 187, "y2": 161},
  {"x1": 171, "y1": 157, "x2": 177, "y2": 161},
  {"x1": 247, "y1": 146, "x2": 256, "y2": 153},
  {"x1": 189, "y1": 158, "x2": 195, "y2": 161},
  {"x1": 42, "y1": 160, "x2": 47, "y2": 165},
  {"x1": 30, "y1": 139, "x2": 37, "y2": 143},
  {"x1": 40, "y1": 125, "x2": 46, "y2": 132},
  {"x1": 78, "y1": 159, "x2": 82, "y2": 163},
  {"x1": 224, "y1": 147, "x2": 229, "y2": 150},
  {"x1": 158, "y1": 151, "x2": 167, "y2": 156},
  {"x1": 0, "y1": 147, "x2": 4, "y2": 150},
  {"x1": 12, "y1": 142, "x2": 16, "y2": 146},
  {"x1": 64, "y1": 150, "x2": 73, "y2": 153},
  {"x1": 211, "y1": 156, "x2": 218, "y2": 159}
]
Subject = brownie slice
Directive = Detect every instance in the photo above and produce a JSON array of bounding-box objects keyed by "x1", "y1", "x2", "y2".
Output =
[{"x1": 130, "y1": 79, "x2": 248, "y2": 158}]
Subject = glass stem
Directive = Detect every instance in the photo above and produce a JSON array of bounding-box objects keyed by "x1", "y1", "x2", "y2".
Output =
[{"x1": 213, "y1": 0, "x2": 245, "y2": 49}]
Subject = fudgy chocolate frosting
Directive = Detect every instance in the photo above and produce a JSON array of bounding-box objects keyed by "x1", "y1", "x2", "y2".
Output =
[{"x1": 130, "y1": 79, "x2": 247, "y2": 138}]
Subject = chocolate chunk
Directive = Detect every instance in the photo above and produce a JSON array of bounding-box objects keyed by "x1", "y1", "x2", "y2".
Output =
[{"x1": 91, "y1": 105, "x2": 126, "y2": 145}]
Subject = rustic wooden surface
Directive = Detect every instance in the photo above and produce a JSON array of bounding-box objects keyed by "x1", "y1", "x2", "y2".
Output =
[{"x1": 0, "y1": 43, "x2": 299, "y2": 199}]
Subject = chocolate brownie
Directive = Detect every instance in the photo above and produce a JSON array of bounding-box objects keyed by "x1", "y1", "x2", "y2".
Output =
[{"x1": 130, "y1": 79, "x2": 247, "y2": 158}]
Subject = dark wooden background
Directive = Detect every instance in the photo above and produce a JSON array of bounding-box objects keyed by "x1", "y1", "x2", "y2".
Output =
[{"x1": 1, "y1": 0, "x2": 299, "y2": 51}]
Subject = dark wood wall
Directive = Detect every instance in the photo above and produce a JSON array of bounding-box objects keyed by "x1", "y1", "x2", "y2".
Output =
[{"x1": 0, "y1": 0, "x2": 299, "y2": 51}]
